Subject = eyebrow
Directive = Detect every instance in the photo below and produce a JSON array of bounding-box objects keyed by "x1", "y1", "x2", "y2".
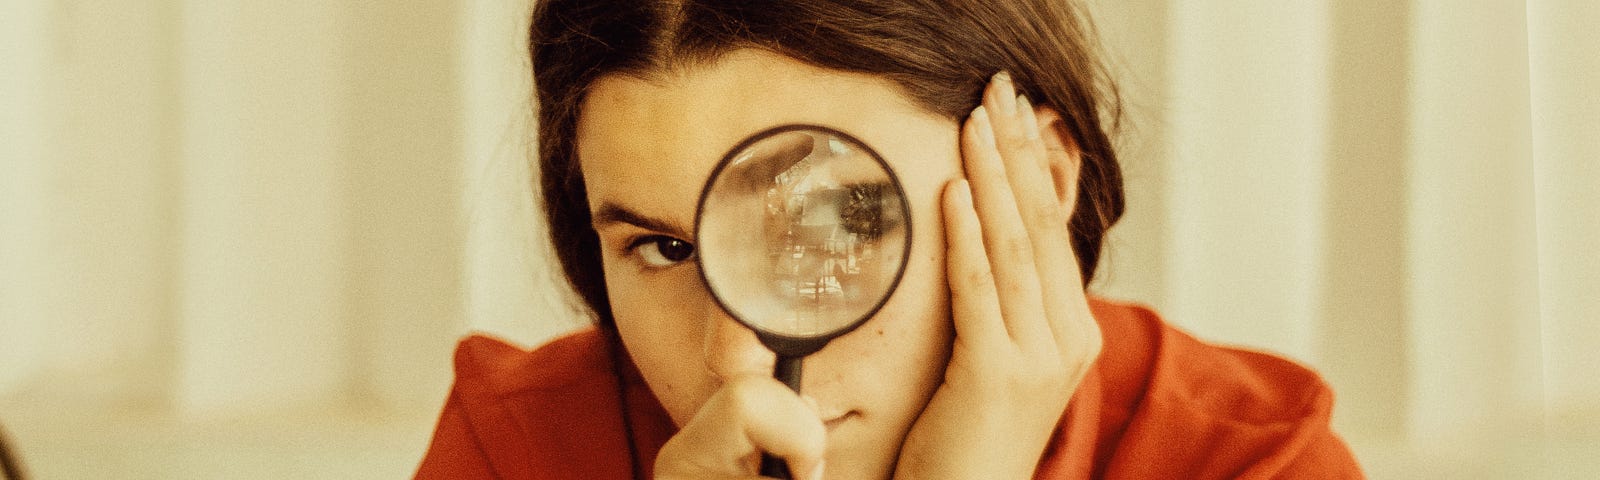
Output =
[{"x1": 592, "y1": 202, "x2": 692, "y2": 238}]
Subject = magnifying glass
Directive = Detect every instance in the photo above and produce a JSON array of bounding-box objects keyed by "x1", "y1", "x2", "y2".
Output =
[{"x1": 695, "y1": 124, "x2": 912, "y2": 479}]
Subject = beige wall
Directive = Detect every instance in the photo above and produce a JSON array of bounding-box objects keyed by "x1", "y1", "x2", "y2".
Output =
[{"x1": 2, "y1": 0, "x2": 1597, "y2": 478}]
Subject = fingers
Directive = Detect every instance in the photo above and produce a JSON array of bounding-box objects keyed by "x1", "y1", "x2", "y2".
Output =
[
  {"x1": 982, "y1": 73, "x2": 1098, "y2": 354},
  {"x1": 960, "y1": 100, "x2": 1050, "y2": 345},
  {"x1": 904, "y1": 74, "x2": 1105, "y2": 480},
  {"x1": 942, "y1": 179, "x2": 1007, "y2": 350},
  {"x1": 954, "y1": 72, "x2": 1103, "y2": 360},
  {"x1": 655, "y1": 376, "x2": 826, "y2": 480}
]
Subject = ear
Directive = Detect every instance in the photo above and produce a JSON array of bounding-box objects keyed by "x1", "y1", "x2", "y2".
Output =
[{"x1": 1032, "y1": 106, "x2": 1082, "y2": 214}]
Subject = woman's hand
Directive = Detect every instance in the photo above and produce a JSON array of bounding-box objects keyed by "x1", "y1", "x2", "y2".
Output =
[
  {"x1": 654, "y1": 375, "x2": 827, "y2": 480},
  {"x1": 894, "y1": 72, "x2": 1104, "y2": 480}
]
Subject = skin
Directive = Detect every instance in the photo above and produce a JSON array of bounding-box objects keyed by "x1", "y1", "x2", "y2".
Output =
[{"x1": 575, "y1": 49, "x2": 1101, "y2": 480}]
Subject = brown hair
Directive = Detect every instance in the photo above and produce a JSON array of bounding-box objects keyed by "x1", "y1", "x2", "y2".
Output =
[{"x1": 531, "y1": 0, "x2": 1125, "y2": 326}]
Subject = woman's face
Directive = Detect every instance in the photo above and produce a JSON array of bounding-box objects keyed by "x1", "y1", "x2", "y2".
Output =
[{"x1": 576, "y1": 49, "x2": 962, "y2": 477}]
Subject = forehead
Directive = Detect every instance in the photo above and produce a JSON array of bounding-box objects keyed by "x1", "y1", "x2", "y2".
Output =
[{"x1": 574, "y1": 49, "x2": 947, "y2": 224}]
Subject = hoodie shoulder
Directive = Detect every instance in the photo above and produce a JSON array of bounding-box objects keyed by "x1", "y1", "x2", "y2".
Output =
[
  {"x1": 1085, "y1": 299, "x2": 1363, "y2": 479},
  {"x1": 450, "y1": 328, "x2": 613, "y2": 396},
  {"x1": 417, "y1": 328, "x2": 641, "y2": 480}
]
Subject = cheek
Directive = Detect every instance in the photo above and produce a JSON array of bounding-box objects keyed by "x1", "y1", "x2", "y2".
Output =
[
  {"x1": 602, "y1": 261, "x2": 716, "y2": 426},
  {"x1": 873, "y1": 213, "x2": 955, "y2": 383},
  {"x1": 854, "y1": 135, "x2": 961, "y2": 377}
]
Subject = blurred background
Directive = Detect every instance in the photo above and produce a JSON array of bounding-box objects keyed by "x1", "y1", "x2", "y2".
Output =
[{"x1": 1, "y1": 0, "x2": 1595, "y2": 478}]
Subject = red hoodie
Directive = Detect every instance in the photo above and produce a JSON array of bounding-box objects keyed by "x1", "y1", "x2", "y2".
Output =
[{"x1": 414, "y1": 299, "x2": 1364, "y2": 479}]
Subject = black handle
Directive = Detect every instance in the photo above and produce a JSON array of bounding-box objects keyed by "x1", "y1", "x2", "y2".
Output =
[
  {"x1": 772, "y1": 354, "x2": 802, "y2": 392},
  {"x1": 759, "y1": 356, "x2": 803, "y2": 479}
]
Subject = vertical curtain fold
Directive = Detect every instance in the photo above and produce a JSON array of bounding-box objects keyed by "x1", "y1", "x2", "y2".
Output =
[
  {"x1": 1405, "y1": 0, "x2": 1545, "y2": 455},
  {"x1": 1527, "y1": 0, "x2": 1600, "y2": 439}
]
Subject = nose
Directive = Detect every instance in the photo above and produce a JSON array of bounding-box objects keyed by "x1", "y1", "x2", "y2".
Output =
[{"x1": 703, "y1": 303, "x2": 776, "y2": 382}]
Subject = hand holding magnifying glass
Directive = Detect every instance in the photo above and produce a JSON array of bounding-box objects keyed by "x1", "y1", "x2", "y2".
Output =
[{"x1": 695, "y1": 125, "x2": 912, "y2": 480}]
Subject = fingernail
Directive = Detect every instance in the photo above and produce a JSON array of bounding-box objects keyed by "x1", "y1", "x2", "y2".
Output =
[
  {"x1": 993, "y1": 71, "x2": 1016, "y2": 115},
  {"x1": 972, "y1": 106, "x2": 995, "y2": 147},
  {"x1": 1017, "y1": 94, "x2": 1040, "y2": 140},
  {"x1": 956, "y1": 179, "x2": 973, "y2": 206}
]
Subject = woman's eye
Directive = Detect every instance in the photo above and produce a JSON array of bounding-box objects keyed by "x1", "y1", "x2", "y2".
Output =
[
  {"x1": 629, "y1": 236, "x2": 696, "y2": 268},
  {"x1": 839, "y1": 183, "x2": 900, "y2": 241}
]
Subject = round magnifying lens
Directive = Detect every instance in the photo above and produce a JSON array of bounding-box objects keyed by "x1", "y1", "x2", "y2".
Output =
[{"x1": 696, "y1": 124, "x2": 911, "y2": 358}]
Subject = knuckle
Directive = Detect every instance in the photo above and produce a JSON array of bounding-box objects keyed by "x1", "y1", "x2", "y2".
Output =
[
  {"x1": 997, "y1": 235, "x2": 1033, "y2": 260},
  {"x1": 999, "y1": 129, "x2": 1030, "y2": 153},
  {"x1": 960, "y1": 269, "x2": 995, "y2": 291},
  {"x1": 1030, "y1": 203, "x2": 1068, "y2": 229}
]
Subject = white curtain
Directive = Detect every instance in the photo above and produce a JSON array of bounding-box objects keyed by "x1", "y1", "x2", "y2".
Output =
[{"x1": 1, "y1": 0, "x2": 1595, "y2": 478}]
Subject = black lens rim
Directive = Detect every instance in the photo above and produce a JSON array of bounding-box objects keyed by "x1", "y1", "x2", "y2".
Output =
[{"x1": 693, "y1": 124, "x2": 914, "y2": 356}]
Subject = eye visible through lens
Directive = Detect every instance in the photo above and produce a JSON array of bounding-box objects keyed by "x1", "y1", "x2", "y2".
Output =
[{"x1": 838, "y1": 182, "x2": 901, "y2": 241}]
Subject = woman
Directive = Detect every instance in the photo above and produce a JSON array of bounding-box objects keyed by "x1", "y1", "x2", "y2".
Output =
[{"x1": 417, "y1": 1, "x2": 1364, "y2": 478}]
